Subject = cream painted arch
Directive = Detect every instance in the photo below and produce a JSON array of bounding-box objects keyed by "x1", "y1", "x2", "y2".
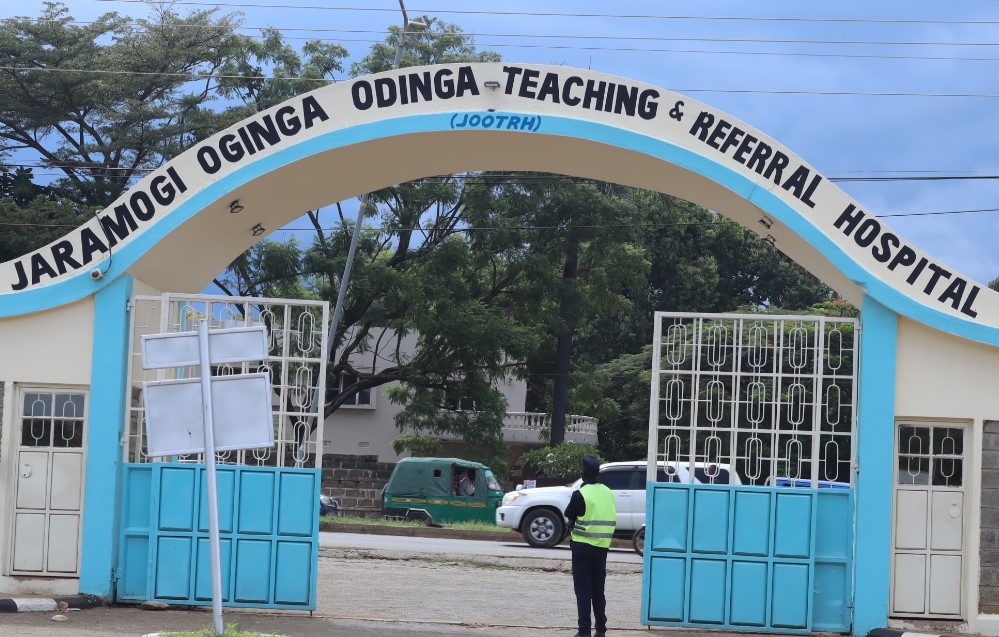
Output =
[{"x1": 3, "y1": 62, "x2": 997, "y2": 345}]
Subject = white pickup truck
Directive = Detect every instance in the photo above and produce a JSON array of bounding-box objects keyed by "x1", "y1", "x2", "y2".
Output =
[{"x1": 495, "y1": 460, "x2": 739, "y2": 548}]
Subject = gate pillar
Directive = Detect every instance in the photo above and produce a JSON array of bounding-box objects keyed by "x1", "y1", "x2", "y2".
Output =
[
  {"x1": 853, "y1": 296, "x2": 898, "y2": 635},
  {"x1": 79, "y1": 274, "x2": 133, "y2": 597}
]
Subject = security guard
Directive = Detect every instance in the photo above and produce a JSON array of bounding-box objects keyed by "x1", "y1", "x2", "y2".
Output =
[{"x1": 564, "y1": 455, "x2": 616, "y2": 637}]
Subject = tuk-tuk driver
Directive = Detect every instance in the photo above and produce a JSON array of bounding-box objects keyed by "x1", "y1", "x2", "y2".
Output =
[{"x1": 457, "y1": 470, "x2": 476, "y2": 496}]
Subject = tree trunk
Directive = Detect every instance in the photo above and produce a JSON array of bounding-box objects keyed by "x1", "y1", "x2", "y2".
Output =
[{"x1": 550, "y1": 234, "x2": 578, "y2": 446}]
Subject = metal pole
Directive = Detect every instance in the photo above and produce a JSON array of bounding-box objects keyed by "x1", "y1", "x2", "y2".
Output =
[
  {"x1": 309, "y1": 0, "x2": 419, "y2": 436},
  {"x1": 198, "y1": 320, "x2": 225, "y2": 635}
]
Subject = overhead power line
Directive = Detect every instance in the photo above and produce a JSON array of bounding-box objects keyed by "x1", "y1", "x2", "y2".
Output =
[
  {"x1": 14, "y1": 19, "x2": 999, "y2": 49},
  {"x1": 15, "y1": 19, "x2": 999, "y2": 63},
  {"x1": 87, "y1": 1, "x2": 999, "y2": 27},
  {"x1": 2, "y1": 65, "x2": 998, "y2": 98},
  {"x1": 9, "y1": 163, "x2": 999, "y2": 183},
  {"x1": 11, "y1": 16, "x2": 999, "y2": 47}
]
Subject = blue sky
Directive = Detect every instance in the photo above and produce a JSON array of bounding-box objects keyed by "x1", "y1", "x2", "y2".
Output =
[{"x1": 7, "y1": 1, "x2": 999, "y2": 287}]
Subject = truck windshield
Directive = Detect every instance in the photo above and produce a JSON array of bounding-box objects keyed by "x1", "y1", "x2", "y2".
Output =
[{"x1": 485, "y1": 471, "x2": 502, "y2": 491}]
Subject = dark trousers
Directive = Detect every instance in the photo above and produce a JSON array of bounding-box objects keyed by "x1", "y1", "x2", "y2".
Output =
[{"x1": 571, "y1": 540, "x2": 608, "y2": 636}]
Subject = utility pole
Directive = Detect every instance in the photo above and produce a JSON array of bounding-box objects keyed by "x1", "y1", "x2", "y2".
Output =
[{"x1": 308, "y1": 1, "x2": 425, "y2": 438}]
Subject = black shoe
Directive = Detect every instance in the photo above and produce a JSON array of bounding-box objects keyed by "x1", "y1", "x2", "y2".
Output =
[
  {"x1": 595, "y1": 631, "x2": 606, "y2": 637},
  {"x1": 571, "y1": 634, "x2": 591, "y2": 637}
]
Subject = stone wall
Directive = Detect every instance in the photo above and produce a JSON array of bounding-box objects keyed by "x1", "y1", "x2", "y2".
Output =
[
  {"x1": 981, "y1": 421, "x2": 999, "y2": 613},
  {"x1": 321, "y1": 454, "x2": 395, "y2": 519}
]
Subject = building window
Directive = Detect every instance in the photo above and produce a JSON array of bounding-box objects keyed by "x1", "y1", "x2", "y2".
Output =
[{"x1": 334, "y1": 373, "x2": 374, "y2": 409}]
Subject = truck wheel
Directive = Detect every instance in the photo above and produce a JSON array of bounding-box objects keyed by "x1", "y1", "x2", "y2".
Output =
[
  {"x1": 522, "y1": 509, "x2": 564, "y2": 548},
  {"x1": 633, "y1": 526, "x2": 645, "y2": 556}
]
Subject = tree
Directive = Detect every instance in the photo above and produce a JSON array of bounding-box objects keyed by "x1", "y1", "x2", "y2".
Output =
[
  {"x1": 575, "y1": 191, "x2": 835, "y2": 363},
  {"x1": 0, "y1": 195, "x2": 83, "y2": 263},
  {"x1": 459, "y1": 175, "x2": 648, "y2": 445},
  {"x1": 0, "y1": 2, "x2": 345, "y2": 213}
]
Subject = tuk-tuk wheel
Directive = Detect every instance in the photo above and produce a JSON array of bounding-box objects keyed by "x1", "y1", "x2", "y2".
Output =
[{"x1": 522, "y1": 508, "x2": 564, "y2": 548}]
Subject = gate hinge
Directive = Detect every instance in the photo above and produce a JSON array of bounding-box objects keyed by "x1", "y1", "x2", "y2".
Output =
[{"x1": 125, "y1": 299, "x2": 134, "y2": 312}]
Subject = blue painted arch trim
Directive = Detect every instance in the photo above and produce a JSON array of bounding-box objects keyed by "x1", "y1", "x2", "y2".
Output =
[{"x1": 4, "y1": 111, "x2": 997, "y2": 347}]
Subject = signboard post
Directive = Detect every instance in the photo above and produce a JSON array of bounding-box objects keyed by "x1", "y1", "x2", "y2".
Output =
[{"x1": 141, "y1": 321, "x2": 272, "y2": 636}]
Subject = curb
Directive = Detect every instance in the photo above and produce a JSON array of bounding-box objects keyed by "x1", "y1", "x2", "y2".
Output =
[
  {"x1": 320, "y1": 520, "x2": 518, "y2": 542},
  {"x1": 868, "y1": 629, "x2": 950, "y2": 637},
  {"x1": 320, "y1": 521, "x2": 635, "y2": 549},
  {"x1": 0, "y1": 594, "x2": 105, "y2": 613}
]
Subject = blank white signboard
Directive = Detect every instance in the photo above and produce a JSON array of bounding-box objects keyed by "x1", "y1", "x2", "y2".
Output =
[
  {"x1": 141, "y1": 326, "x2": 269, "y2": 369},
  {"x1": 143, "y1": 373, "x2": 274, "y2": 457}
]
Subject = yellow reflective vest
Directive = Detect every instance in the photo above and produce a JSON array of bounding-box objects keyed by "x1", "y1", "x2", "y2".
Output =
[{"x1": 571, "y1": 483, "x2": 617, "y2": 549}]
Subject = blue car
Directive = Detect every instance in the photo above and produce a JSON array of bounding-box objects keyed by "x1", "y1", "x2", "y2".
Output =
[{"x1": 773, "y1": 477, "x2": 850, "y2": 489}]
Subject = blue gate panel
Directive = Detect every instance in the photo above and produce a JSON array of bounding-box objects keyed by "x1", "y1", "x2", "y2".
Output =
[
  {"x1": 235, "y1": 539, "x2": 272, "y2": 603},
  {"x1": 238, "y1": 471, "x2": 276, "y2": 535},
  {"x1": 120, "y1": 536, "x2": 149, "y2": 600},
  {"x1": 815, "y1": 491, "x2": 851, "y2": 555},
  {"x1": 733, "y1": 491, "x2": 771, "y2": 556},
  {"x1": 643, "y1": 483, "x2": 854, "y2": 634},
  {"x1": 651, "y1": 487, "x2": 688, "y2": 552},
  {"x1": 155, "y1": 536, "x2": 193, "y2": 599},
  {"x1": 119, "y1": 466, "x2": 153, "y2": 601},
  {"x1": 116, "y1": 463, "x2": 319, "y2": 610},
  {"x1": 274, "y1": 541, "x2": 312, "y2": 605},
  {"x1": 692, "y1": 490, "x2": 730, "y2": 554},
  {"x1": 774, "y1": 494, "x2": 812, "y2": 559},
  {"x1": 159, "y1": 468, "x2": 196, "y2": 531},
  {"x1": 771, "y1": 563, "x2": 809, "y2": 628},
  {"x1": 278, "y1": 473, "x2": 315, "y2": 536},
  {"x1": 195, "y1": 537, "x2": 232, "y2": 602},
  {"x1": 689, "y1": 559, "x2": 727, "y2": 624},
  {"x1": 124, "y1": 468, "x2": 152, "y2": 529},
  {"x1": 648, "y1": 557, "x2": 686, "y2": 621},
  {"x1": 730, "y1": 561, "x2": 768, "y2": 626},
  {"x1": 813, "y1": 491, "x2": 853, "y2": 632},
  {"x1": 813, "y1": 561, "x2": 849, "y2": 630},
  {"x1": 199, "y1": 468, "x2": 235, "y2": 533}
]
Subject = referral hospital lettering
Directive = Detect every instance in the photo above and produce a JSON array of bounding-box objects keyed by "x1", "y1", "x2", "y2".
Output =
[
  {"x1": 684, "y1": 109, "x2": 981, "y2": 318},
  {"x1": 2, "y1": 63, "x2": 984, "y2": 321}
]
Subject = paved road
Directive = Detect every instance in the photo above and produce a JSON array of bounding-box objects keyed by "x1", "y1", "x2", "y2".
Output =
[
  {"x1": 0, "y1": 536, "x2": 645, "y2": 636},
  {"x1": 320, "y1": 531, "x2": 644, "y2": 564}
]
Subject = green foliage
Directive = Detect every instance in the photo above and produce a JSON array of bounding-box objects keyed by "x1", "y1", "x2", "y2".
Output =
[
  {"x1": 390, "y1": 433, "x2": 443, "y2": 457},
  {"x1": 349, "y1": 16, "x2": 500, "y2": 76},
  {"x1": 0, "y1": 2, "x2": 345, "y2": 215},
  {"x1": 520, "y1": 441, "x2": 602, "y2": 479},
  {"x1": 0, "y1": 196, "x2": 87, "y2": 263}
]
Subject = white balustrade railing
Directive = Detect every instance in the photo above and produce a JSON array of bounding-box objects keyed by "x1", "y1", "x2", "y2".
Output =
[{"x1": 502, "y1": 412, "x2": 599, "y2": 436}]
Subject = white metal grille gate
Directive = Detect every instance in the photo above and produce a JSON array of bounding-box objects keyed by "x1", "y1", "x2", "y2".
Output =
[
  {"x1": 647, "y1": 312, "x2": 859, "y2": 487},
  {"x1": 642, "y1": 312, "x2": 859, "y2": 633},
  {"x1": 124, "y1": 294, "x2": 329, "y2": 468}
]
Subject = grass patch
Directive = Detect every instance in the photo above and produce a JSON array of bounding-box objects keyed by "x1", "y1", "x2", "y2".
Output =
[
  {"x1": 159, "y1": 624, "x2": 284, "y2": 637},
  {"x1": 321, "y1": 514, "x2": 506, "y2": 532}
]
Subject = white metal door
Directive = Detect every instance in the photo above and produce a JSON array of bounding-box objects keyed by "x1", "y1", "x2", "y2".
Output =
[
  {"x1": 9, "y1": 389, "x2": 87, "y2": 576},
  {"x1": 890, "y1": 422, "x2": 966, "y2": 618}
]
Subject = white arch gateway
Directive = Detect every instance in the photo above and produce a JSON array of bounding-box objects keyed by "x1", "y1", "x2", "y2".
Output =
[{"x1": 1, "y1": 63, "x2": 998, "y2": 635}]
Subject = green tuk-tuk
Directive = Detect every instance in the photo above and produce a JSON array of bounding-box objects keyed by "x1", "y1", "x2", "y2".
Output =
[{"x1": 382, "y1": 457, "x2": 503, "y2": 524}]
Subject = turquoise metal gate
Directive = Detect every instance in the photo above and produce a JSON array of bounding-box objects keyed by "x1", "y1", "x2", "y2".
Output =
[
  {"x1": 642, "y1": 483, "x2": 852, "y2": 633},
  {"x1": 116, "y1": 463, "x2": 320, "y2": 609}
]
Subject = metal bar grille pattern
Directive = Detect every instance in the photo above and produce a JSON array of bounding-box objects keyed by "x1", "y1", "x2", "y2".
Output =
[
  {"x1": 646, "y1": 312, "x2": 859, "y2": 487},
  {"x1": 125, "y1": 294, "x2": 329, "y2": 468}
]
